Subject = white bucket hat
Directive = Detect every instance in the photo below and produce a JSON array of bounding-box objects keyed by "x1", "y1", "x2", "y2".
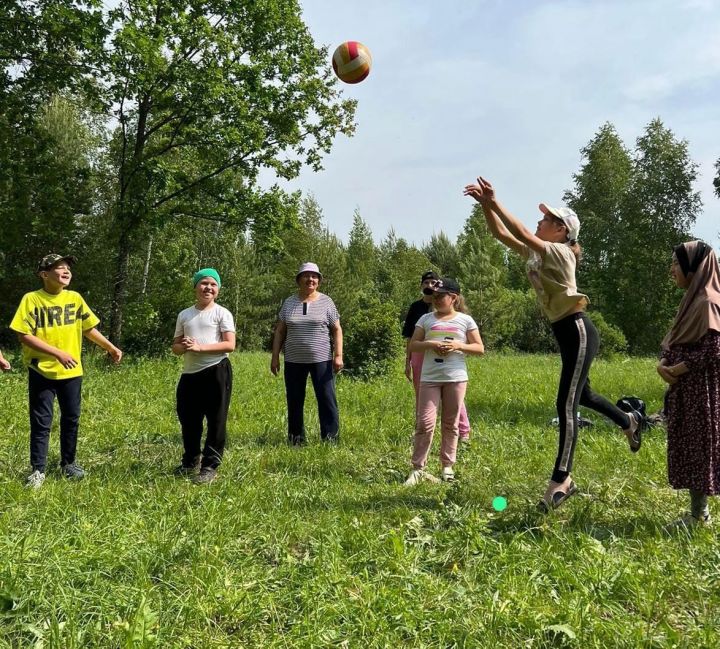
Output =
[
  {"x1": 296, "y1": 261, "x2": 323, "y2": 280},
  {"x1": 539, "y1": 203, "x2": 580, "y2": 242}
]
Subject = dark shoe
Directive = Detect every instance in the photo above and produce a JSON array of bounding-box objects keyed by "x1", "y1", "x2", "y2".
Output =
[
  {"x1": 537, "y1": 481, "x2": 578, "y2": 513},
  {"x1": 61, "y1": 463, "x2": 86, "y2": 480},
  {"x1": 174, "y1": 456, "x2": 201, "y2": 476},
  {"x1": 617, "y1": 397, "x2": 648, "y2": 452},
  {"x1": 289, "y1": 436, "x2": 306, "y2": 447},
  {"x1": 193, "y1": 467, "x2": 217, "y2": 484}
]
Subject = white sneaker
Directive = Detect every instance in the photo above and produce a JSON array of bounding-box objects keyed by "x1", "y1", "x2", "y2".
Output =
[
  {"x1": 26, "y1": 470, "x2": 45, "y2": 489},
  {"x1": 404, "y1": 469, "x2": 440, "y2": 486},
  {"x1": 441, "y1": 466, "x2": 455, "y2": 482}
]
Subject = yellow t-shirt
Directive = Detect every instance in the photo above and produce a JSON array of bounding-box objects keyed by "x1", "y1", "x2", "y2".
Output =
[
  {"x1": 10, "y1": 289, "x2": 100, "y2": 379},
  {"x1": 523, "y1": 242, "x2": 589, "y2": 322}
]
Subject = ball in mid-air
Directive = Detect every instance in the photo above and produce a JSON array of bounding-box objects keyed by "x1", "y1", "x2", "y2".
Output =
[{"x1": 332, "y1": 41, "x2": 372, "y2": 84}]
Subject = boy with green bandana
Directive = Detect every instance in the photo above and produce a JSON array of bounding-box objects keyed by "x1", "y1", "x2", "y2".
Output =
[{"x1": 172, "y1": 268, "x2": 235, "y2": 484}]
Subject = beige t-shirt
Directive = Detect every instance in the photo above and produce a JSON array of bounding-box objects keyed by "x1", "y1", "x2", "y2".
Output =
[{"x1": 522, "y1": 242, "x2": 588, "y2": 322}]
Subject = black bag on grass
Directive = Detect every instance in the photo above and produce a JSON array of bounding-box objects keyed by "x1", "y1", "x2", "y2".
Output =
[{"x1": 616, "y1": 396, "x2": 646, "y2": 418}]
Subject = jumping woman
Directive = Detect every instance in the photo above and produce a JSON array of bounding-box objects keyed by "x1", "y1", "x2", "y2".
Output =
[{"x1": 464, "y1": 176, "x2": 644, "y2": 512}]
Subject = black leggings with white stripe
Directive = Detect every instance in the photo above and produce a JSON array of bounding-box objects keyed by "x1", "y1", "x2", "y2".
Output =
[{"x1": 551, "y1": 312, "x2": 632, "y2": 483}]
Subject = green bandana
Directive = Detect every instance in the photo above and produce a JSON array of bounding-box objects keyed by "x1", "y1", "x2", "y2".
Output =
[{"x1": 193, "y1": 268, "x2": 221, "y2": 288}]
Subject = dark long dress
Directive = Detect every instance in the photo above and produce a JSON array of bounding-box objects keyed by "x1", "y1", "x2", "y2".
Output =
[{"x1": 662, "y1": 330, "x2": 720, "y2": 494}]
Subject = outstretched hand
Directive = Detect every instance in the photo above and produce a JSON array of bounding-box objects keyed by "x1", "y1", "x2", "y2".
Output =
[{"x1": 463, "y1": 176, "x2": 495, "y2": 204}]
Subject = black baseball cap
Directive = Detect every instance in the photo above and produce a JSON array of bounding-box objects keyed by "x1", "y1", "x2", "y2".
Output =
[
  {"x1": 37, "y1": 253, "x2": 77, "y2": 273},
  {"x1": 421, "y1": 271, "x2": 440, "y2": 283},
  {"x1": 434, "y1": 277, "x2": 461, "y2": 294}
]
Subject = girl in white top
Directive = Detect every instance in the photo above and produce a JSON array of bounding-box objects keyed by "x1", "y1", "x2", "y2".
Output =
[{"x1": 405, "y1": 278, "x2": 485, "y2": 485}]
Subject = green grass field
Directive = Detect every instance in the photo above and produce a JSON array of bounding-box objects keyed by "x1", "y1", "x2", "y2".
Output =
[{"x1": 0, "y1": 352, "x2": 718, "y2": 648}]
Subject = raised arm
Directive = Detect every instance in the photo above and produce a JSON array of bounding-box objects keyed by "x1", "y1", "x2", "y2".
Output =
[{"x1": 464, "y1": 176, "x2": 547, "y2": 255}]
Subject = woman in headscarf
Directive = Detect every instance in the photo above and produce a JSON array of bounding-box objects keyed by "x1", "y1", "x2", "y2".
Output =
[{"x1": 658, "y1": 240, "x2": 720, "y2": 527}]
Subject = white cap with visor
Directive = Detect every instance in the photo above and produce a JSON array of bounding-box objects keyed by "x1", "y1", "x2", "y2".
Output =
[{"x1": 539, "y1": 203, "x2": 580, "y2": 242}]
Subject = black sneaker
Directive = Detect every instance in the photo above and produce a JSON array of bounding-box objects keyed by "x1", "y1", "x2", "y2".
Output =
[
  {"x1": 61, "y1": 463, "x2": 86, "y2": 480},
  {"x1": 616, "y1": 397, "x2": 648, "y2": 453},
  {"x1": 173, "y1": 456, "x2": 201, "y2": 476},
  {"x1": 193, "y1": 467, "x2": 217, "y2": 484}
]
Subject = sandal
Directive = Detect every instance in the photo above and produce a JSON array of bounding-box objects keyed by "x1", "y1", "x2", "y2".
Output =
[{"x1": 537, "y1": 481, "x2": 578, "y2": 513}]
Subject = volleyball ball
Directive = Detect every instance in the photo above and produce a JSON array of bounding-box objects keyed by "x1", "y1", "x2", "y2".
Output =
[{"x1": 332, "y1": 41, "x2": 372, "y2": 84}]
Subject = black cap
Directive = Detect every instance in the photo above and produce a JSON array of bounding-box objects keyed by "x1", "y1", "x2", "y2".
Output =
[
  {"x1": 37, "y1": 254, "x2": 77, "y2": 273},
  {"x1": 421, "y1": 271, "x2": 440, "y2": 283},
  {"x1": 434, "y1": 277, "x2": 461, "y2": 294}
]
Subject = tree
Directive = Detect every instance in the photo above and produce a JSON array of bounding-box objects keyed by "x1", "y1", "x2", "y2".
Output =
[
  {"x1": 345, "y1": 210, "x2": 377, "y2": 288},
  {"x1": 2, "y1": 1, "x2": 357, "y2": 343},
  {"x1": 0, "y1": 1, "x2": 107, "y2": 107},
  {"x1": 563, "y1": 123, "x2": 633, "y2": 309},
  {"x1": 455, "y1": 204, "x2": 515, "y2": 346},
  {"x1": 376, "y1": 229, "x2": 434, "y2": 315},
  {"x1": 714, "y1": 157, "x2": 720, "y2": 199},
  {"x1": 620, "y1": 119, "x2": 700, "y2": 351},
  {"x1": 566, "y1": 119, "x2": 700, "y2": 352},
  {"x1": 0, "y1": 95, "x2": 97, "y2": 340},
  {"x1": 274, "y1": 193, "x2": 348, "y2": 310},
  {"x1": 101, "y1": 0, "x2": 356, "y2": 342},
  {"x1": 422, "y1": 231, "x2": 459, "y2": 278}
]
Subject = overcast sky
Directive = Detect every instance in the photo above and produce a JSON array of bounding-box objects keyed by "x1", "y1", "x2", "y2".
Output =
[{"x1": 277, "y1": 0, "x2": 720, "y2": 250}]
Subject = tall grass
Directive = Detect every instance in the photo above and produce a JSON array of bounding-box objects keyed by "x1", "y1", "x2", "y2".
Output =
[{"x1": 0, "y1": 352, "x2": 717, "y2": 648}]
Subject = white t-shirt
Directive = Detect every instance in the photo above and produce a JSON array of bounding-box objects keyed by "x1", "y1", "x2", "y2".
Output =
[
  {"x1": 174, "y1": 304, "x2": 236, "y2": 374},
  {"x1": 416, "y1": 312, "x2": 478, "y2": 383}
]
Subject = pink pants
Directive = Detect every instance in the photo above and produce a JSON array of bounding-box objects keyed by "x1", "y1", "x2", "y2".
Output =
[
  {"x1": 410, "y1": 352, "x2": 470, "y2": 437},
  {"x1": 412, "y1": 381, "x2": 468, "y2": 469}
]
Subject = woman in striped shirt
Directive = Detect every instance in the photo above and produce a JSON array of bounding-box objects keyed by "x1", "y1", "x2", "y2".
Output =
[{"x1": 271, "y1": 262, "x2": 343, "y2": 445}]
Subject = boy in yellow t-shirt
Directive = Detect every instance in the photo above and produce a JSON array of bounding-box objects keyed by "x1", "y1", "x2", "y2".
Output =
[{"x1": 10, "y1": 254, "x2": 122, "y2": 488}]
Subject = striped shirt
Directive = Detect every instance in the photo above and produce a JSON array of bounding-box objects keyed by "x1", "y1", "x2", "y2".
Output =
[{"x1": 279, "y1": 293, "x2": 339, "y2": 363}]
